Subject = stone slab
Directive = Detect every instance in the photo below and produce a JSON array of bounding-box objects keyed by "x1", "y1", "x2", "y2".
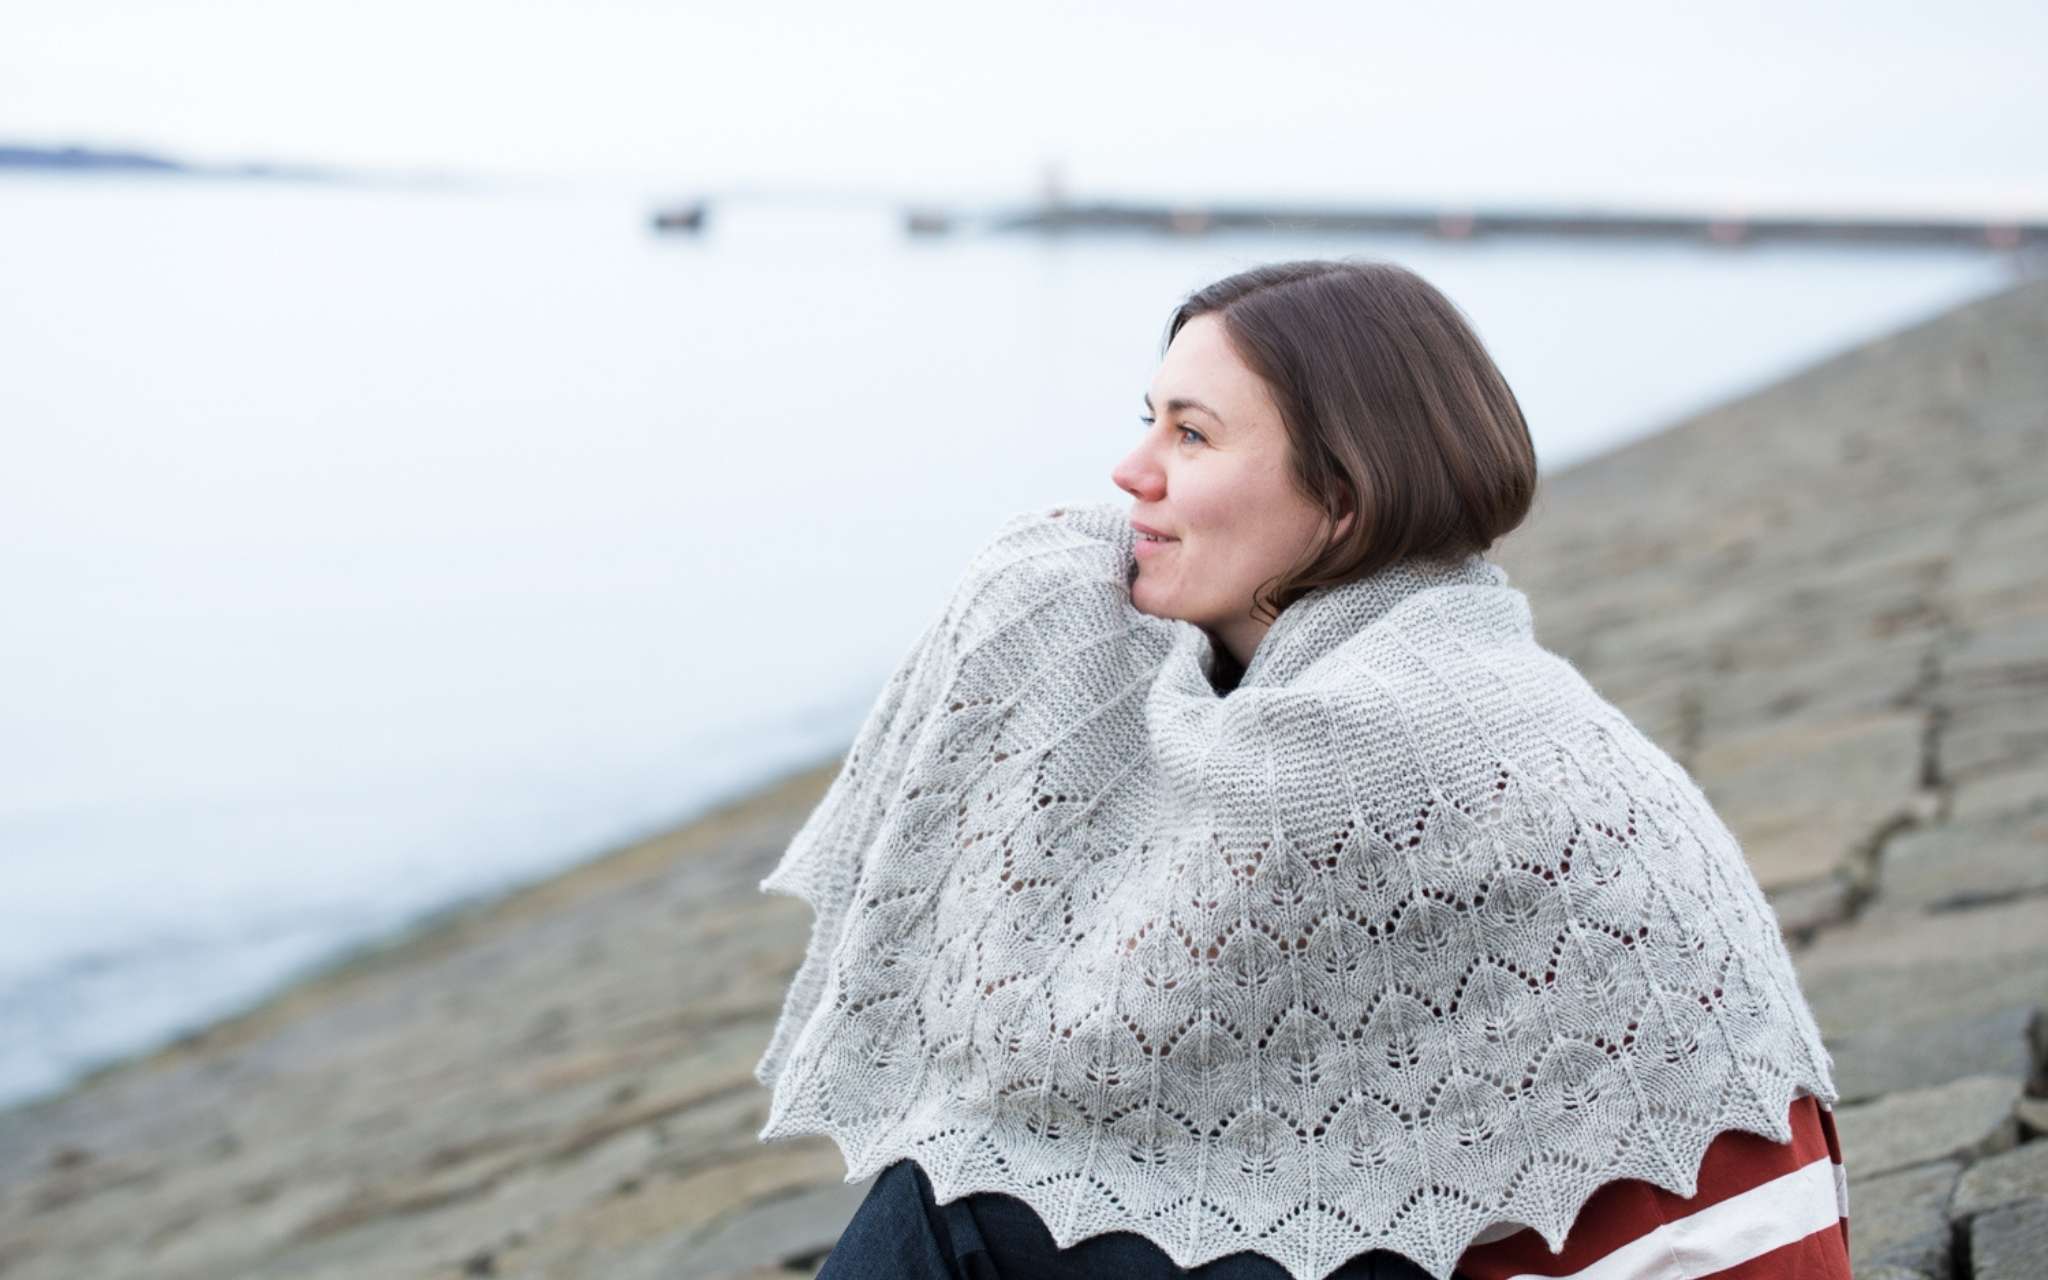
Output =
[
  {"x1": 2020, "y1": 1095, "x2": 2048, "y2": 1141},
  {"x1": 1691, "y1": 710, "x2": 1925, "y2": 891},
  {"x1": 1694, "y1": 636, "x2": 1929, "y2": 744},
  {"x1": 1834, "y1": 1074, "x2": 2020, "y2": 1182},
  {"x1": 1825, "y1": 1004, "x2": 2037, "y2": 1105},
  {"x1": 1950, "y1": 504, "x2": 2048, "y2": 627},
  {"x1": 1764, "y1": 875, "x2": 1853, "y2": 942},
  {"x1": 1940, "y1": 685, "x2": 2048, "y2": 782},
  {"x1": 1876, "y1": 810, "x2": 2048, "y2": 914},
  {"x1": 1971, "y1": 1198, "x2": 2048, "y2": 1280},
  {"x1": 1793, "y1": 896, "x2": 2048, "y2": 1039},
  {"x1": 675, "y1": 1175, "x2": 872, "y2": 1279},
  {"x1": 1846, "y1": 1159, "x2": 1959, "y2": 1280},
  {"x1": 1954, "y1": 1137, "x2": 2048, "y2": 1220},
  {"x1": 1950, "y1": 759, "x2": 2048, "y2": 824}
]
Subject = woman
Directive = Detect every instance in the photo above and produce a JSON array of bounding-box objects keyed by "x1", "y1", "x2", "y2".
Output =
[{"x1": 757, "y1": 260, "x2": 1850, "y2": 1280}]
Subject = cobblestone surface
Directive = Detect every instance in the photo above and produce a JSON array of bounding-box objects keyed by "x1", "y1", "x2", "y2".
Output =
[{"x1": 1, "y1": 276, "x2": 2043, "y2": 1278}]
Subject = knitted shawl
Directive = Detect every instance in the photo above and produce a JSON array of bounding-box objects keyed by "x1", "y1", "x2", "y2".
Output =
[{"x1": 754, "y1": 501, "x2": 1838, "y2": 1280}]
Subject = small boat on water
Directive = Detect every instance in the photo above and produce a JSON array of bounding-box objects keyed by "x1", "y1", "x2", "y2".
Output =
[{"x1": 650, "y1": 201, "x2": 709, "y2": 233}]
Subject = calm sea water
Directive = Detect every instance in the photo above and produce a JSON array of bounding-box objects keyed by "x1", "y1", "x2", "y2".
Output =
[{"x1": 0, "y1": 174, "x2": 2019, "y2": 1109}]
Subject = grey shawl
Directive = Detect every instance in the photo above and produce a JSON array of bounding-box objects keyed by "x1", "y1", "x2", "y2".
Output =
[{"x1": 755, "y1": 501, "x2": 1837, "y2": 1280}]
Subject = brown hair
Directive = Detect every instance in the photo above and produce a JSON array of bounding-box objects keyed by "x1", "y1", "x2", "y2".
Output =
[{"x1": 1163, "y1": 258, "x2": 1537, "y2": 627}]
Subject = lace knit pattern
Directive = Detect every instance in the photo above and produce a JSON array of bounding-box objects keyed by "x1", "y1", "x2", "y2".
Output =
[{"x1": 755, "y1": 501, "x2": 1838, "y2": 1280}]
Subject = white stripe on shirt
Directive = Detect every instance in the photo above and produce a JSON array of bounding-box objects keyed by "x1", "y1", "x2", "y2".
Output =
[{"x1": 1502, "y1": 1153, "x2": 1845, "y2": 1280}]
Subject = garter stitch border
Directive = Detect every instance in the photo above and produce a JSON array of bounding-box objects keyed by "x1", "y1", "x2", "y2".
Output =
[{"x1": 754, "y1": 501, "x2": 1838, "y2": 1280}]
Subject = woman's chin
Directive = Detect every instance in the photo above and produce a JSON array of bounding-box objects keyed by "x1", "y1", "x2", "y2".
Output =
[{"x1": 1129, "y1": 579, "x2": 1170, "y2": 620}]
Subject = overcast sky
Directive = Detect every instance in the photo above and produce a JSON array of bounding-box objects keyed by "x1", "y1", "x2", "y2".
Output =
[{"x1": 6, "y1": 0, "x2": 2044, "y2": 213}]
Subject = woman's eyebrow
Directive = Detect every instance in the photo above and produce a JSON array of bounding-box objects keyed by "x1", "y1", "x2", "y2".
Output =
[{"x1": 1142, "y1": 391, "x2": 1226, "y2": 426}]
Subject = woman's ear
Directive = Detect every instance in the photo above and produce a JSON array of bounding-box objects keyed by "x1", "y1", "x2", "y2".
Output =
[{"x1": 1329, "y1": 507, "x2": 1355, "y2": 547}]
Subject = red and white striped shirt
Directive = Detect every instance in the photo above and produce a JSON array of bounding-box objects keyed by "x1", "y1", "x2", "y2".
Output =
[{"x1": 1455, "y1": 1094, "x2": 1850, "y2": 1280}]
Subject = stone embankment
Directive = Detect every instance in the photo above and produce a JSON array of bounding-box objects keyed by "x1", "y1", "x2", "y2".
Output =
[{"x1": 1, "y1": 277, "x2": 2043, "y2": 1279}]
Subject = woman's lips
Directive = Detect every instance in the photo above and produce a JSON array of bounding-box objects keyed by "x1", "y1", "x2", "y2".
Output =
[{"x1": 1134, "y1": 535, "x2": 1178, "y2": 557}]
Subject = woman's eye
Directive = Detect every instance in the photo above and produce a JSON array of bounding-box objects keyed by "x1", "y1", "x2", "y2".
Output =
[{"x1": 1137, "y1": 414, "x2": 1202, "y2": 445}]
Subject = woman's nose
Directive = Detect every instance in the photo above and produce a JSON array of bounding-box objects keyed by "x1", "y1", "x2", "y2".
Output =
[{"x1": 1111, "y1": 444, "x2": 1162, "y2": 500}]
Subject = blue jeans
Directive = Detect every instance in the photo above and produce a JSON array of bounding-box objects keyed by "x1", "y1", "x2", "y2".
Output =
[{"x1": 816, "y1": 1157, "x2": 1449, "y2": 1280}]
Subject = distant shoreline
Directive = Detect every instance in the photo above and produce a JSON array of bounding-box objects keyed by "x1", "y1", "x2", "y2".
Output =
[
  {"x1": 955, "y1": 197, "x2": 2048, "y2": 251},
  {"x1": 0, "y1": 143, "x2": 340, "y2": 182},
  {"x1": 0, "y1": 143, "x2": 506, "y2": 191}
]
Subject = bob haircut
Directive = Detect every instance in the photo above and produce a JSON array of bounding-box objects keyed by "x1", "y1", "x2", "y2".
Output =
[{"x1": 1162, "y1": 258, "x2": 1539, "y2": 628}]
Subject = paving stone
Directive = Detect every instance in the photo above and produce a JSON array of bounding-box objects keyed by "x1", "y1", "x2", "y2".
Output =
[
  {"x1": 1692, "y1": 710, "x2": 1925, "y2": 891},
  {"x1": 1826, "y1": 1004, "x2": 2037, "y2": 1104},
  {"x1": 1764, "y1": 875, "x2": 1854, "y2": 941},
  {"x1": 1560, "y1": 585, "x2": 1756, "y2": 687},
  {"x1": 2020, "y1": 1095, "x2": 2048, "y2": 1140},
  {"x1": 1950, "y1": 759, "x2": 2048, "y2": 823},
  {"x1": 1604, "y1": 681, "x2": 1690, "y2": 760},
  {"x1": 1694, "y1": 636, "x2": 1929, "y2": 744},
  {"x1": 1971, "y1": 1198, "x2": 2048, "y2": 1280},
  {"x1": 597, "y1": 1142, "x2": 846, "y2": 1247},
  {"x1": 1940, "y1": 686, "x2": 2048, "y2": 782},
  {"x1": 1879, "y1": 805, "x2": 2048, "y2": 912},
  {"x1": 1936, "y1": 615, "x2": 2048, "y2": 781},
  {"x1": 1794, "y1": 896, "x2": 2048, "y2": 1039},
  {"x1": 1846, "y1": 1159, "x2": 1959, "y2": 1279},
  {"x1": 674, "y1": 1175, "x2": 871, "y2": 1279},
  {"x1": 1946, "y1": 614, "x2": 2048, "y2": 691},
  {"x1": 1713, "y1": 553, "x2": 1949, "y2": 671},
  {"x1": 1835, "y1": 1075, "x2": 2021, "y2": 1181},
  {"x1": 1950, "y1": 502, "x2": 2048, "y2": 627},
  {"x1": 1954, "y1": 1138, "x2": 2048, "y2": 1220}
]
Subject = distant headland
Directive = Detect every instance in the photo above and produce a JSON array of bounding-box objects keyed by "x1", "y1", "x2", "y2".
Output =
[{"x1": 0, "y1": 143, "x2": 338, "y2": 180}]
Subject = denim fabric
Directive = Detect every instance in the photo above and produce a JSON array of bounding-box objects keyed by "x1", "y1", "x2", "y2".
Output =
[{"x1": 816, "y1": 1158, "x2": 1450, "y2": 1280}]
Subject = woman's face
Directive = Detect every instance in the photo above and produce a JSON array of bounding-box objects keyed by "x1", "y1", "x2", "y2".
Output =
[{"x1": 1109, "y1": 313, "x2": 1351, "y2": 669}]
